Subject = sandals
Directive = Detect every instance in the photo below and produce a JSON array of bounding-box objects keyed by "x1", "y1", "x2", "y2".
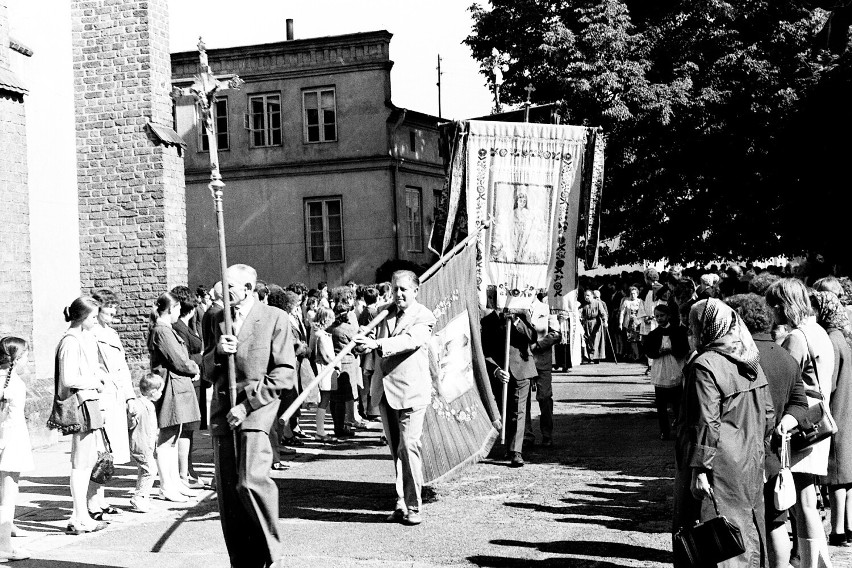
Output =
[
  {"x1": 271, "y1": 461, "x2": 289, "y2": 471},
  {"x1": 66, "y1": 519, "x2": 107, "y2": 535},
  {"x1": 314, "y1": 434, "x2": 337, "y2": 444},
  {"x1": 156, "y1": 490, "x2": 189, "y2": 503}
]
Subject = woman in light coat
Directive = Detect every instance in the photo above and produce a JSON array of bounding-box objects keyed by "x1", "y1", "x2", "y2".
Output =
[
  {"x1": 91, "y1": 289, "x2": 136, "y2": 519},
  {"x1": 56, "y1": 296, "x2": 107, "y2": 534}
]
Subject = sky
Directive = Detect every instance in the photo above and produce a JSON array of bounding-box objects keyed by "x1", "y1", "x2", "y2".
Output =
[{"x1": 169, "y1": 0, "x2": 495, "y2": 120}]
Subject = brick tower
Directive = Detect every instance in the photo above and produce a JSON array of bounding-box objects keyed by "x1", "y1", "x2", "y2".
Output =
[{"x1": 71, "y1": 0, "x2": 187, "y2": 367}]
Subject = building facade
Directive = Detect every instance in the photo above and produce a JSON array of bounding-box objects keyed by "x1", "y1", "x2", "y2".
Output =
[{"x1": 171, "y1": 30, "x2": 445, "y2": 287}]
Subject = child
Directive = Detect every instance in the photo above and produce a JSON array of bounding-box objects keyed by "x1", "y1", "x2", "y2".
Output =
[
  {"x1": 644, "y1": 305, "x2": 689, "y2": 440},
  {"x1": 128, "y1": 374, "x2": 164, "y2": 512},
  {"x1": 309, "y1": 307, "x2": 338, "y2": 443},
  {"x1": 0, "y1": 337, "x2": 33, "y2": 561}
]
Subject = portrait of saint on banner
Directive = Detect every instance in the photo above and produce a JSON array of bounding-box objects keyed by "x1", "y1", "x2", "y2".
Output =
[
  {"x1": 431, "y1": 311, "x2": 475, "y2": 404},
  {"x1": 489, "y1": 182, "x2": 553, "y2": 266}
]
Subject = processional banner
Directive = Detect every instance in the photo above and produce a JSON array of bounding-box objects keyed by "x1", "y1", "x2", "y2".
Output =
[
  {"x1": 468, "y1": 120, "x2": 599, "y2": 312},
  {"x1": 419, "y1": 242, "x2": 500, "y2": 484}
]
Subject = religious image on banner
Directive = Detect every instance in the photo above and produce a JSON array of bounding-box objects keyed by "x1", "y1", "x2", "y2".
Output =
[
  {"x1": 432, "y1": 311, "x2": 475, "y2": 404},
  {"x1": 489, "y1": 182, "x2": 553, "y2": 265}
]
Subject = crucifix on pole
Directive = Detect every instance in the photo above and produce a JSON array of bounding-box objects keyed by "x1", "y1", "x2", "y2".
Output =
[
  {"x1": 523, "y1": 83, "x2": 536, "y2": 123},
  {"x1": 171, "y1": 37, "x2": 245, "y2": 412}
]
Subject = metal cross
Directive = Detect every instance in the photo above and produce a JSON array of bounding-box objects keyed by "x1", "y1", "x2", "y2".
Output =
[{"x1": 524, "y1": 84, "x2": 536, "y2": 122}]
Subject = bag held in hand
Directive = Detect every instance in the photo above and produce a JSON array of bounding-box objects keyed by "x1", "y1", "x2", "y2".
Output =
[
  {"x1": 45, "y1": 359, "x2": 82, "y2": 435},
  {"x1": 90, "y1": 428, "x2": 115, "y2": 484},
  {"x1": 789, "y1": 335, "x2": 837, "y2": 451},
  {"x1": 674, "y1": 488, "x2": 746, "y2": 566},
  {"x1": 773, "y1": 437, "x2": 796, "y2": 511}
]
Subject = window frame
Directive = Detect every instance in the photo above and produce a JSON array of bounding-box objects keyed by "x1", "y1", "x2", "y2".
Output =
[
  {"x1": 247, "y1": 92, "x2": 283, "y2": 148},
  {"x1": 302, "y1": 87, "x2": 338, "y2": 144},
  {"x1": 198, "y1": 98, "x2": 230, "y2": 152},
  {"x1": 405, "y1": 187, "x2": 423, "y2": 253},
  {"x1": 304, "y1": 196, "x2": 345, "y2": 264}
]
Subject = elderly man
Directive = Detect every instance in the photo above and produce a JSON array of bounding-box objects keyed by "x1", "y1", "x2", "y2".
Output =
[
  {"x1": 356, "y1": 270, "x2": 436, "y2": 526},
  {"x1": 203, "y1": 264, "x2": 298, "y2": 568}
]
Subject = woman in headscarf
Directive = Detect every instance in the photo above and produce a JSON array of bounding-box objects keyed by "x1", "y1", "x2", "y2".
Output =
[
  {"x1": 812, "y1": 291, "x2": 852, "y2": 548},
  {"x1": 766, "y1": 279, "x2": 835, "y2": 567},
  {"x1": 673, "y1": 299, "x2": 773, "y2": 568}
]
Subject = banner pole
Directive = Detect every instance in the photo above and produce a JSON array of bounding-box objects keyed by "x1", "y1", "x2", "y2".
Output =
[
  {"x1": 421, "y1": 218, "x2": 492, "y2": 284},
  {"x1": 500, "y1": 314, "x2": 511, "y2": 444}
]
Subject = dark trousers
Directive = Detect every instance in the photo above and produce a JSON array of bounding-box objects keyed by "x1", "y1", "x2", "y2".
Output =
[
  {"x1": 493, "y1": 376, "x2": 530, "y2": 454},
  {"x1": 654, "y1": 386, "x2": 682, "y2": 437},
  {"x1": 214, "y1": 431, "x2": 281, "y2": 568}
]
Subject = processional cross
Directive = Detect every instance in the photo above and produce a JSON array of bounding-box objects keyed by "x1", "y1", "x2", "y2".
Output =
[
  {"x1": 523, "y1": 84, "x2": 536, "y2": 123},
  {"x1": 171, "y1": 38, "x2": 245, "y2": 410}
]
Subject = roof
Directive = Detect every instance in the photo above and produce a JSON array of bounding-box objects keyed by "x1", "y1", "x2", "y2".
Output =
[
  {"x1": 147, "y1": 122, "x2": 186, "y2": 147},
  {"x1": 0, "y1": 67, "x2": 27, "y2": 95},
  {"x1": 386, "y1": 103, "x2": 444, "y2": 129}
]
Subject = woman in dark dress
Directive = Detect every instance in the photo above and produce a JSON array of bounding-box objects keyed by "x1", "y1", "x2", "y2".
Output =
[
  {"x1": 328, "y1": 298, "x2": 357, "y2": 438},
  {"x1": 147, "y1": 292, "x2": 201, "y2": 502},
  {"x1": 673, "y1": 299, "x2": 773, "y2": 568},
  {"x1": 170, "y1": 286, "x2": 204, "y2": 488},
  {"x1": 812, "y1": 291, "x2": 852, "y2": 547}
]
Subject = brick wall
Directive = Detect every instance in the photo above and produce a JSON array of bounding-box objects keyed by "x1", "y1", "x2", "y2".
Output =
[
  {"x1": 71, "y1": 0, "x2": 187, "y2": 371},
  {"x1": 0, "y1": 5, "x2": 34, "y2": 368}
]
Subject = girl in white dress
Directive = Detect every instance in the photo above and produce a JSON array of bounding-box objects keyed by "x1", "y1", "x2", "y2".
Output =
[{"x1": 0, "y1": 336, "x2": 34, "y2": 562}]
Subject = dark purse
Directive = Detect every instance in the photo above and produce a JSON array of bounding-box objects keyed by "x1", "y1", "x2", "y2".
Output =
[
  {"x1": 90, "y1": 428, "x2": 115, "y2": 484},
  {"x1": 46, "y1": 355, "x2": 83, "y2": 436},
  {"x1": 789, "y1": 333, "x2": 837, "y2": 452},
  {"x1": 675, "y1": 489, "x2": 746, "y2": 566}
]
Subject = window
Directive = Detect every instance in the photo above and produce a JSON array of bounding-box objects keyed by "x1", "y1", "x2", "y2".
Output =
[
  {"x1": 433, "y1": 189, "x2": 442, "y2": 225},
  {"x1": 199, "y1": 98, "x2": 229, "y2": 151},
  {"x1": 405, "y1": 187, "x2": 423, "y2": 252},
  {"x1": 248, "y1": 94, "x2": 282, "y2": 147},
  {"x1": 303, "y1": 88, "x2": 337, "y2": 143},
  {"x1": 409, "y1": 130, "x2": 416, "y2": 152},
  {"x1": 305, "y1": 198, "x2": 344, "y2": 263}
]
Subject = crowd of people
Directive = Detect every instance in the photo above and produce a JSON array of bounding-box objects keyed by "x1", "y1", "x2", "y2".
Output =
[
  {"x1": 570, "y1": 264, "x2": 852, "y2": 568},
  {"x1": 2, "y1": 258, "x2": 851, "y2": 567}
]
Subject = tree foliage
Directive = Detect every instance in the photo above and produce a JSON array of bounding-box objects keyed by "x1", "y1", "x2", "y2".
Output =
[{"x1": 466, "y1": 0, "x2": 851, "y2": 268}]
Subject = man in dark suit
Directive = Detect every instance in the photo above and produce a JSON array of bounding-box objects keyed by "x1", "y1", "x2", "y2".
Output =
[
  {"x1": 356, "y1": 270, "x2": 436, "y2": 526},
  {"x1": 203, "y1": 264, "x2": 297, "y2": 568}
]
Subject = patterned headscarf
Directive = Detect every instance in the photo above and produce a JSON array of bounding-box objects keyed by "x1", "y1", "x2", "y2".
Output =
[
  {"x1": 812, "y1": 291, "x2": 852, "y2": 346},
  {"x1": 692, "y1": 298, "x2": 761, "y2": 380}
]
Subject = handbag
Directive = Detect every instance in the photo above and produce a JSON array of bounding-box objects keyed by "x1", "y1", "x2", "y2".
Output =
[
  {"x1": 789, "y1": 331, "x2": 837, "y2": 451},
  {"x1": 90, "y1": 428, "x2": 115, "y2": 484},
  {"x1": 46, "y1": 355, "x2": 83, "y2": 435},
  {"x1": 675, "y1": 488, "x2": 746, "y2": 566},
  {"x1": 774, "y1": 437, "x2": 797, "y2": 511}
]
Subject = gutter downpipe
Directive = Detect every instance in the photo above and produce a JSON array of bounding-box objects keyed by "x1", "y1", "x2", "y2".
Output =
[{"x1": 390, "y1": 108, "x2": 406, "y2": 261}]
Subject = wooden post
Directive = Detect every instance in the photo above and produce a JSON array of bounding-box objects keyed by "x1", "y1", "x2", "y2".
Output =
[{"x1": 501, "y1": 313, "x2": 511, "y2": 444}]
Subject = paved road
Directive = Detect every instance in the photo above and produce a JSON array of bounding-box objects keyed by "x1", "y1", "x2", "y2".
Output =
[{"x1": 12, "y1": 363, "x2": 850, "y2": 567}]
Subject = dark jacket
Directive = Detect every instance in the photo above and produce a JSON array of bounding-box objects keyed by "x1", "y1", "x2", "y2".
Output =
[
  {"x1": 753, "y1": 333, "x2": 808, "y2": 477},
  {"x1": 644, "y1": 322, "x2": 690, "y2": 360},
  {"x1": 173, "y1": 318, "x2": 203, "y2": 367},
  {"x1": 480, "y1": 311, "x2": 537, "y2": 379},
  {"x1": 148, "y1": 321, "x2": 201, "y2": 429}
]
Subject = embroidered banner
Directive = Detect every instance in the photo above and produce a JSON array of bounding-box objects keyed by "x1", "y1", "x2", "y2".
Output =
[
  {"x1": 419, "y1": 242, "x2": 500, "y2": 484},
  {"x1": 465, "y1": 120, "x2": 592, "y2": 313}
]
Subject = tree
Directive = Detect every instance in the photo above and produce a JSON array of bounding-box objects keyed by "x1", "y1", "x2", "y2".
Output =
[{"x1": 466, "y1": 1, "x2": 849, "y2": 268}]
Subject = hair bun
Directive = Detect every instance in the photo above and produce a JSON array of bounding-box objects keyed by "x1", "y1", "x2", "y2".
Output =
[{"x1": 63, "y1": 306, "x2": 73, "y2": 322}]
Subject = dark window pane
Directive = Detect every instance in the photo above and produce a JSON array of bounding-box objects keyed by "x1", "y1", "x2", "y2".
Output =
[
  {"x1": 218, "y1": 131, "x2": 228, "y2": 149},
  {"x1": 324, "y1": 124, "x2": 336, "y2": 141},
  {"x1": 271, "y1": 128, "x2": 282, "y2": 145},
  {"x1": 329, "y1": 245, "x2": 343, "y2": 261},
  {"x1": 307, "y1": 125, "x2": 320, "y2": 142},
  {"x1": 306, "y1": 108, "x2": 319, "y2": 126},
  {"x1": 253, "y1": 130, "x2": 264, "y2": 147},
  {"x1": 310, "y1": 247, "x2": 324, "y2": 262},
  {"x1": 307, "y1": 202, "x2": 322, "y2": 216},
  {"x1": 326, "y1": 200, "x2": 341, "y2": 215}
]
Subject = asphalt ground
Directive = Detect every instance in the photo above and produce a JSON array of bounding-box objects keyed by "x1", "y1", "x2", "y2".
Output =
[{"x1": 10, "y1": 363, "x2": 851, "y2": 567}]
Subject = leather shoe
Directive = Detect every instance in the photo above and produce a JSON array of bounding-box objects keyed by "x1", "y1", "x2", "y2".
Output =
[
  {"x1": 386, "y1": 509, "x2": 406, "y2": 523},
  {"x1": 403, "y1": 512, "x2": 422, "y2": 525},
  {"x1": 509, "y1": 452, "x2": 524, "y2": 468}
]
